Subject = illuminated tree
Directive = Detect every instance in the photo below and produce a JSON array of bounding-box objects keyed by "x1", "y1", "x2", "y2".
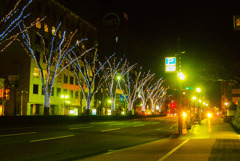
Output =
[
  {"x1": 19, "y1": 21, "x2": 84, "y2": 115},
  {"x1": 67, "y1": 52, "x2": 113, "y2": 115},
  {"x1": 118, "y1": 67, "x2": 154, "y2": 114},
  {"x1": 138, "y1": 76, "x2": 153, "y2": 112},
  {"x1": 102, "y1": 57, "x2": 135, "y2": 114},
  {"x1": 146, "y1": 78, "x2": 167, "y2": 113},
  {"x1": 0, "y1": 0, "x2": 42, "y2": 52}
]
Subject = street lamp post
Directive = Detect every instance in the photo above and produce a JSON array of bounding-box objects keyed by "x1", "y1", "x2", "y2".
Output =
[{"x1": 178, "y1": 72, "x2": 185, "y2": 134}]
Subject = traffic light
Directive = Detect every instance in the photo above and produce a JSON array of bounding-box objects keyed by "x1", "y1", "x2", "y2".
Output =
[
  {"x1": 170, "y1": 102, "x2": 176, "y2": 108},
  {"x1": 4, "y1": 89, "x2": 10, "y2": 100},
  {"x1": 233, "y1": 15, "x2": 240, "y2": 31}
]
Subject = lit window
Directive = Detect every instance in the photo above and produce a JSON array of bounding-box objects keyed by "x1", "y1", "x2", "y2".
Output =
[
  {"x1": 52, "y1": 26, "x2": 55, "y2": 35},
  {"x1": 36, "y1": 21, "x2": 41, "y2": 29},
  {"x1": 43, "y1": 70, "x2": 47, "y2": 79},
  {"x1": 44, "y1": 23, "x2": 48, "y2": 32},
  {"x1": 5, "y1": 89, "x2": 10, "y2": 100},
  {"x1": 76, "y1": 40, "x2": 80, "y2": 46},
  {"x1": 81, "y1": 44, "x2": 85, "y2": 49},
  {"x1": 33, "y1": 67, "x2": 39, "y2": 78},
  {"x1": 59, "y1": 31, "x2": 62, "y2": 38}
]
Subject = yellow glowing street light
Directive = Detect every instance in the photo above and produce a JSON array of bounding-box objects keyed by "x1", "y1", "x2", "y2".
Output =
[
  {"x1": 196, "y1": 88, "x2": 201, "y2": 93},
  {"x1": 224, "y1": 102, "x2": 229, "y2": 106},
  {"x1": 178, "y1": 72, "x2": 185, "y2": 80},
  {"x1": 192, "y1": 96, "x2": 196, "y2": 100},
  {"x1": 116, "y1": 75, "x2": 121, "y2": 81},
  {"x1": 61, "y1": 95, "x2": 69, "y2": 99}
]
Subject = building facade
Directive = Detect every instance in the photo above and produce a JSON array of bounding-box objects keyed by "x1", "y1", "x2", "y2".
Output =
[{"x1": 0, "y1": 0, "x2": 97, "y2": 116}]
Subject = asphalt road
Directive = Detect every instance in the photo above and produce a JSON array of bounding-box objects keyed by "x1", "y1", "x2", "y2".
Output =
[
  {"x1": 0, "y1": 116, "x2": 178, "y2": 161},
  {"x1": 79, "y1": 117, "x2": 240, "y2": 161}
]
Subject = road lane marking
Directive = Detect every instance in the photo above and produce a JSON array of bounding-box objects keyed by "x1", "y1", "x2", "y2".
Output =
[
  {"x1": 133, "y1": 121, "x2": 142, "y2": 123},
  {"x1": 69, "y1": 126, "x2": 93, "y2": 130},
  {"x1": 157, "y1": 139, "x2": 190, "y2": 161},
  {"x1": 30, "y1": 135, "x2": 74, "y2": 142},
  {"x1": 133, "y1": 124, "x2": 144, "y2": 127},
  {"x1": 101, "y1": 128, "x2": 120, "y2": 132},
  {"x1": 152, "y1": 122, "x2": 160, "y2": 124},
  {"x1": 0, "y1": 132, "x2": 37, "y2": 137}
]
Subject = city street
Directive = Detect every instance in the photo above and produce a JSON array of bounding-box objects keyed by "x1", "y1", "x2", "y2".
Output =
[
  {"x1": 80, "y1": 117, "x2": 240, "y2": 161},
  {"x1": 0, "y1": 116, "x2": 178, "y2": 161}
]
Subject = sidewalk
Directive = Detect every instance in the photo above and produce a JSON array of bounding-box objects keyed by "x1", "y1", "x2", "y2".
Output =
[{"x1": 78, "y1": 117, "x2": 240, "y2": 161}]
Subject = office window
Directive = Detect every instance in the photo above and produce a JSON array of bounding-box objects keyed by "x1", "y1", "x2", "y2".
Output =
[
  {"x1": 81, "y1": 44, "x2": 85, "y2": 49},
  {"x1": 64, "y1": 74, "x2": 68, "y2": 84},
  {"x1": 75, "y1": 91, "x2": 79, "y2": 99},
  {"x1": 59, "y1": 30, "x2": 62, "y2": 38},
  {"x1": 36, "y1": 21, "x2": 41, "y2": 29},
  {"x1": 43, "y1": 70, "x2": 47, "y2": 79},
  {"x1": 63, "y1": 89, "x2": 67, "y2": 95},
  {"x1": 33, "y1": 67, "x2": 39, "y2": 78},
  {"x1": 75, "y1": 78, "x2": 78, "y2": 85},
  {"x1": 76, "y1": 40, "x2": 80, "y2": 46},
  {"x1": 57, "y1": 88, "x2": 61, "y2": 97},
  {"x1": 57, "y1": 74, "x2": 62, "y2": 83},
  {"x1": 33, "y1": 84, "x2": 38, "y2": 94},
  {"x1": 70, "y1": 76, "x2": 74, "y2": 85},
  {"x1": 70, "y1": 90, "x2": 73, "y2": 98},
  {"x1": 44, "y1": 23, "x2": 48, "y2": 32},
  {"x1": 52, "y1": 26, "x2": 55, "y2": 35}
]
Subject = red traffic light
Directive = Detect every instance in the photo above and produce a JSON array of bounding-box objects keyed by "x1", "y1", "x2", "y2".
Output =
[{"x1": 170, "y1": 102, "x2": 176, "y2": 108}]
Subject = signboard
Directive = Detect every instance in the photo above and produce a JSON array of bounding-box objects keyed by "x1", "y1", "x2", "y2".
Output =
[
  {"x1": 165, "y1": 57, "x2": 176, "y2": 72},
  {"x1": 120, "y1": 94, "x2": 128, "y2": 102}
]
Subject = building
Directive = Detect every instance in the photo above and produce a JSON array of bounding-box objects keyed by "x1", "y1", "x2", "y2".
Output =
[{"x1": 0, "y1": 0, "x2": 97, "y2": 116}]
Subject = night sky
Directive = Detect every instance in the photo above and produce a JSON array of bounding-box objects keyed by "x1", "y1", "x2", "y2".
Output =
[
  {"x1": 56, "y1": 0, "x2": 240, "y2": 106},
  {"x1": 57, "y1": 0, "x2": 240, "y2": 72},
  {"x1": 0, "y1": 0, "x2": 232, "y2": 107}
]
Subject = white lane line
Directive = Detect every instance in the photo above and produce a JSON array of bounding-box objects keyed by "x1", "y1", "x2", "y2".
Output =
[
  {"x1": 156, "y1": 128, "x2": 170, "y2": 131},
  {"x1": 0, "y1": 132, "x2": 37, "y2": 137},
  {"x1": 30, "y1": 135, "x2": 74, "y2": 142},
  {"x1": 133, "y1": 124, "x2": 144, "y2": 127},
  {"x1": 69, "y1": 126, "x2": 93, "y2": 130},
  {"x1": 152, "y1": 122, "x2": 160, "y2": 124},
  {"x1": 157, "y1": 139, "x2": 190, "y2": 161},
  {"x1": 101, "y1": 128, "x2": 120, "y2": 132}
]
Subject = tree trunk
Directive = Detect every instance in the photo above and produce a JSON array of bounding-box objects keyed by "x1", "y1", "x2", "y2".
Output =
[
  {"x1": 111, "y1": 95, "x2": 115, "y2": 115},
  {"x1": 44, "y1": 94, "x2": 50, "y2": 115}
]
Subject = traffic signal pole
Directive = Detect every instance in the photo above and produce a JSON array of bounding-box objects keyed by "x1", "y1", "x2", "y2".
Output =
[{"x1": 178, "y1": 80, "x2": 183, "y2": 134}]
